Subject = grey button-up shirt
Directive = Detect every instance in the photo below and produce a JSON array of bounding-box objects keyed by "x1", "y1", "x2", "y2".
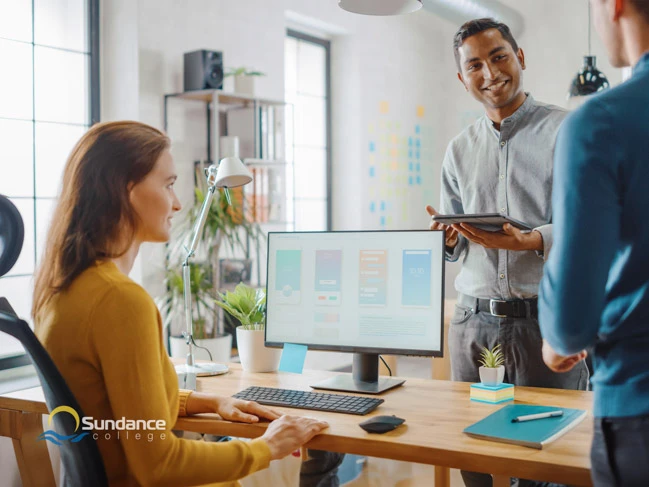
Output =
[{"x1": 441, "y1": 94, "x2": 567, "y2": 300}]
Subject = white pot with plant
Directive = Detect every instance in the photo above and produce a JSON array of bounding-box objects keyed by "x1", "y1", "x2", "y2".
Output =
[
  {"x1": 216, "y1": 283, "x2": 281, "y2": 373},
  {"x1": 478, "y1": 344, "x2": 505, "y2": 386},
  {"x1": 226, "y1": 67, "x2": 265, "y2": 96}
]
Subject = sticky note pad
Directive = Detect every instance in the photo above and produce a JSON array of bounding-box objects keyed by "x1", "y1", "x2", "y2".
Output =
[
  {"x1": 279, "y1": 343, "x2": 308, "y2": 374},
  {"x1": 470, "y1": 383, "x2": 515, "y2": 404}
]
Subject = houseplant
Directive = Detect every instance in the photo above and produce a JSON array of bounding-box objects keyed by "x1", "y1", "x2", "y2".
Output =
[
  {"x1": 160, "y1": 164, "x2": 264, "y2": 360},
  {"x1": 225, "y1": 67, "x2": 265, "y2": 95},
  {"x1": 215, "y1": 283, "x2": 281, "y2": 373},
  {"x1": 478, "y1": 344, "x2": 505, "y2": 386},
  {"x1": 156, "y1": 262, "x2": 232, "y2": 362}
]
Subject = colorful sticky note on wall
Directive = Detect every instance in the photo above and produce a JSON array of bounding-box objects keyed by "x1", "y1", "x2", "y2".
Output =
[
  {"x1": 369, "y1": 166, "x2": 375, "y2": 177},
  {"x1": 417, "y1": 105, "x2": 425, "y2": 118},
  {"x1": 380, "y1": 101, "x2": 389, "y2": 114},
  {"x1": 370, "y1": 201, "x2": 376, "y2": 213},
  {"x1": 369, "y1": 141, "x2": 376, "y2": 152}
]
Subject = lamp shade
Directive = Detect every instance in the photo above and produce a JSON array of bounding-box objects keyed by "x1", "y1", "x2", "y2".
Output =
[
  {"x1": 338, "y1": 0, "x2": 422, "y2": 16},
  {"x1": 569, "y1": 56, "x2": 610, "y2": 98},
  {"x1": 214, "y1": 156, "x2": 252, "y2": 188}
]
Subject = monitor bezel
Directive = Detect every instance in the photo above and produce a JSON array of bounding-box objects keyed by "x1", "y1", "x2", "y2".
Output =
[{"x1": 264, "y1": 230, "x2": 445, "y2": 358}]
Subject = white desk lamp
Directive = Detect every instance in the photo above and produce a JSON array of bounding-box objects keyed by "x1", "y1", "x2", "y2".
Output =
[{"x1": 175, "y1": 157, "x2": 253, "y2": 387}]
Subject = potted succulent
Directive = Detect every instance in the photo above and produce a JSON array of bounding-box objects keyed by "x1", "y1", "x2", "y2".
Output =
[
  {"x1": 215, "y1": 283, "x2": 281, "y2": 373},
  {"x1": 478, "y1": 344, "x2": 505, "y2": 386},
  {"x1": 225, "y1": 67, "x2": 265, "y2": 95}
]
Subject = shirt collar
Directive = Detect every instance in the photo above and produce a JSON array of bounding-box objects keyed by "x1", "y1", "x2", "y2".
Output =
[
  {"x1": 487, "y1": 92, "x2": 534, "y2": 133},
  {"x1": 633, "y1": 51, "x2": 649, "y2": 76}
]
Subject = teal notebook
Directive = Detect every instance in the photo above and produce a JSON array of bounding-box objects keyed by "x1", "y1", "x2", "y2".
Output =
[{"x1": 463, "y1": 404, "x2": 587, "y2": 449}]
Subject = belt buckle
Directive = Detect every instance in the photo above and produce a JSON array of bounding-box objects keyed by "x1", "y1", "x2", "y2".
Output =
[{"x1": 489, "y1": 299, "x2": 508, "y2": 318}]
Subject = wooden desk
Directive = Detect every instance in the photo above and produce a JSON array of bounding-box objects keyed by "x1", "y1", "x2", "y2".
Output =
[{"x1": 0, "y1": 366, "x2": 594, "y2": 487}]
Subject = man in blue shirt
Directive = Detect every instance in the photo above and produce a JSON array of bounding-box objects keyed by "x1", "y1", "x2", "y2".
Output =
[{"x1": 539, "y1": 0, "x2": 649, "y2": 485}]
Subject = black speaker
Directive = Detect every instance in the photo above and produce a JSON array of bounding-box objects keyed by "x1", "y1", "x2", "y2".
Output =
[{"x1": 183, "y1": 50, "x2": 223, "y2": 91}]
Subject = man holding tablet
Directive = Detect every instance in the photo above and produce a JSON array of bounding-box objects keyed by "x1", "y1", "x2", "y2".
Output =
[{"x1": 427, "y1": 18, "x2": 588, "y2": 487}]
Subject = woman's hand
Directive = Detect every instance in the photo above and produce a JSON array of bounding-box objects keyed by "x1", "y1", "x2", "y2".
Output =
[
  {"x1": 215, "y1": 397, "x2": 281, "y2": 423},
  {"x1": 261, "y1": 415, "x2": 329, "y2": 460},
  {"x1": 185, "y1": 392, "x2": 281, "y2": 423}
]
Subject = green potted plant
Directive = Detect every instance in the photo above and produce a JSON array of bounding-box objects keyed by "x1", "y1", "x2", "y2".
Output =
[
  {"x1": 215, "y1": 283, "x2": 280, "y2": 373},
  {"x1": 478, "y1": 344, "x2": 505, "y2": 386},
  {"x1": 155, "y1": 262, "x2": 233, "y2": 361},
  {"x1": 160, "y1": 164, "x2": 264, "y2": 360},
  {"x1": 225, "y1": 66, "x2": 265, "y2": 95}
]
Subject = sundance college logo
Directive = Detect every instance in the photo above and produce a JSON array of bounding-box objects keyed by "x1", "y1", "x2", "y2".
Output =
[{"x1": 39, "y1": 406, "x2": 167, "y2": 445}]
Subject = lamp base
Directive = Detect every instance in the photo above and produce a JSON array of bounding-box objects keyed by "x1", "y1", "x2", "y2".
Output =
[{"x1": 175, "y1": 362, "x2": 229, "y2": 389}]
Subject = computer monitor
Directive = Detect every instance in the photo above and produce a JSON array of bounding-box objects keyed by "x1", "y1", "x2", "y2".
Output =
[{"x1": 265, "y1": 230, "x2": 445, "y2": 394}]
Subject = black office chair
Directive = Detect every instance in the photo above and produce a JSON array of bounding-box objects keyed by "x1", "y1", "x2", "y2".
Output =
[{"x1": 0, "y1": 194, "x2": 108, "y2": 487}]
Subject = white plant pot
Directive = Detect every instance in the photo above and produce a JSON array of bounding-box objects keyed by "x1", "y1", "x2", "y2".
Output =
[
  {"x1": 169, "y1": 334, "x2": 232, "y2": 364},
  {"x1": 479, "y1": 365, "x2": 505, "y2": 386},
  {"x1": 234, "y1": 75, "x2": 255, "y2": 95},
  {"x1": 236, "y1": 327, "x2": 281, "y2": 373}
]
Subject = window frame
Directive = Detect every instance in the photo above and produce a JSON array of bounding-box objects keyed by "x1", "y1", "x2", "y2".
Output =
[
  {"x1": 286, "y1": 28, "x2": 332, "y2": 231},
  {"x1": 0, "y1": 0, "x2": 100, "y2": 372}
]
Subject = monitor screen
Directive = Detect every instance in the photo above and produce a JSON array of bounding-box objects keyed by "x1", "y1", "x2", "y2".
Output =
[{"x1": 265, "y1": 230, "x2": 445, "y2": 357}]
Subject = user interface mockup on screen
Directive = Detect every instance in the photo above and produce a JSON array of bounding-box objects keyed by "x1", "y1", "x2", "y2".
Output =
[{"x1": 265, "y1": 231, "x2": 444, "y2": 355}]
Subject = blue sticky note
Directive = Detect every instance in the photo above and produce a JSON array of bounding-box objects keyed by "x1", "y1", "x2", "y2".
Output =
[
  {"x1": 369, "y1": 142, "x2": 375, "y2": 152},
  {"x1": 380, "y1": 216, "x2": 386, "y2": 227},
  {"x1": 370, "y1": 201, "x2": 376, "y2": 213},
  {"x1": 415, "y1": 124, "x2": 421, "y2": 134},
  {"x1": 380, "y1": 201, "x2": 386, "y2": 212},
  {"x1": 279, "y1": 343, "x2": 308, "y2": 374},
  {"x1": 369, "y1": 166, "x2": 375, "y2": 177}
]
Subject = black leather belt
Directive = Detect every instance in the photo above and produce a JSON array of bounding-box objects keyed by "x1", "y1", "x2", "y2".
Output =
[{"x1": 460, "y1": 295, "x2": 538, "y2": 319}]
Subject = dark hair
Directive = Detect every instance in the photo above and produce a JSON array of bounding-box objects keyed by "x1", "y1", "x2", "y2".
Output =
[
  {"x1": 453, "y1": 18, "x2": 519, "y2": 70},
  {"x1": 629, "y1": 0, "x2": 649, "y2": 24},
  {"x1": 33, "y1": 121, "x2": 170, "y2": 322}
]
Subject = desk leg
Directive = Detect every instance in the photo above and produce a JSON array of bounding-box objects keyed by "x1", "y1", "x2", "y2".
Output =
[
  {"x1": 0, "y1": 409, "x2": 56, "y2": 487},
  {"x1": 434, "y1": 466, "x2": 450, "y2": 487},
  {"x1": 492, "y1": 474, "x2": 509, "y2": 487}
]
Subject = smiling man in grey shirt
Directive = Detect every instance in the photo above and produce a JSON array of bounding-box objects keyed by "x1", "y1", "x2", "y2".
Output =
[{"x1": 427, "y1": 18, "x2": 589, "y2": 487}]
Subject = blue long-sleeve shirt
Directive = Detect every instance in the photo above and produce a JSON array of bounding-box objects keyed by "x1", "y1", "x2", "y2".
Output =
[{"x1": 539, "y1": 52, "x2": 649, "y2": 418}]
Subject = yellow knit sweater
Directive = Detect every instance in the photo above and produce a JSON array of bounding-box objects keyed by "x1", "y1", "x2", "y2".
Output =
[{"x1": 36, "y1": 260, "x2": 271, "y2": 486}]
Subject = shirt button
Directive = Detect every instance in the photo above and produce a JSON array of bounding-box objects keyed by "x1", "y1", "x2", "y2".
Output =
[
  {"x1": 500, "y1": 274, "x2": 505, "y2": 279},
  {"x1": 500, "y1": 175, "x2": 505, "y2": 179},
  {"x1": 500, "y1": 141, "x2": 506, "y2": 147},
  {"x1": 501, "y1": 207, "x2": 506, "y2": 212}
]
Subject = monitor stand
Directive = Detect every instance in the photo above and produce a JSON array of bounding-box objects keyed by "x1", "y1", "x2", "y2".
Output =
[{"x1": 310, "y1": 353, "x2": 405, "y2": 395}]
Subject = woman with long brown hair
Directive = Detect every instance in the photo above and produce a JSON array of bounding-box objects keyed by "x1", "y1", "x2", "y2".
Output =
[{"x1": 34, "y1": 121, "x2": 328, "y2": 486}]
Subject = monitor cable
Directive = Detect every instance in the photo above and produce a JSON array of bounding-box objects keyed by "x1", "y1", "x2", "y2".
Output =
[{"x1": 379, "y1": 355, "x2": 392, "y2": 376}]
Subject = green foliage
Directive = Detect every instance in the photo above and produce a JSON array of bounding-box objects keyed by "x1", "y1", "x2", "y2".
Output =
[
  {"x1": 225, "y1": 67, "x2": 266, "y2": 77},
  {"x1": 215, "y1": 283, "x2": 266, "y2": 330},
  {"x1": 478, "y1": 344, "x2": 505, "y2": 368},
  {"x1": 155, "y1": 262, "x2": 216, "y2": 340}
]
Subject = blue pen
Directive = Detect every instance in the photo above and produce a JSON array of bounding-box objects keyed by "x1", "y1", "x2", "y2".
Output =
[{"x1": 511, "y1": 410, "x2": 563, "y2": 423}]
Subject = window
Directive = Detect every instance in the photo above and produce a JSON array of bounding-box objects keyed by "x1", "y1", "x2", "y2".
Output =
[
  {"x1": 0, "y1": 0, "x2": 99, "y2": 369},
  {"x1": 285, "y1": 29, "x2": 331, "y2": 231}
]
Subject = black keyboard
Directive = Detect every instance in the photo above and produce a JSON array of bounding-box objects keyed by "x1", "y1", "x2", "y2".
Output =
[{"x1": 233, "y1": 386, "x2": 384, "y2": 415}]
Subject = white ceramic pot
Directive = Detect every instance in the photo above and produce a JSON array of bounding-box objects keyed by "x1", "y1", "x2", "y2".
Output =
[
  {"x1": 169, "y1": 334, "x2": 232, "y2": 363},
  {"x1": 479, "y1": 365, "x2": 505, "y2": 386},
  {"x1": 236, "y1": 327, "x2": 281, "y2": 373},
  {"x1": 234, "y1": 75, "x2": 255, "y2": 95}
]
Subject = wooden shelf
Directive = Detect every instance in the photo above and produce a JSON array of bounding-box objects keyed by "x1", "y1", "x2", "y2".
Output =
[{"x1": 164, "y1": 89, "x2": 288, "y2": 107}]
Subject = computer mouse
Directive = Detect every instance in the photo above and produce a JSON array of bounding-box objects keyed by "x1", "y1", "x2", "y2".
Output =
[{"x1": 359, "y1": 415, "x2": 405, "y2": 434}]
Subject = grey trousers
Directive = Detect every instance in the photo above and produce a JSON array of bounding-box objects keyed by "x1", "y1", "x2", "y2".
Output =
[
  {"x1": 449, "y1": 301, "x2": 589, "y2": 487},
  {"x1": 591, "y1": 414, "x2": 649, "y2": 486}
]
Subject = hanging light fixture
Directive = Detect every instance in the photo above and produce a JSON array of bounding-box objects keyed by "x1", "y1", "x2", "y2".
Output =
[
  {"x1": 338, "y1": 0, "x2": 423, "y2": 16},
  {"x1": 569, "y1": 0, "x2": 610, "y2": 98}
]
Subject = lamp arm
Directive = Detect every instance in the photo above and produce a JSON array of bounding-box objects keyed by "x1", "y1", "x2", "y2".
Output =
[{"x1": 181, "y1": 164, "x2": 219, "y2": 367}]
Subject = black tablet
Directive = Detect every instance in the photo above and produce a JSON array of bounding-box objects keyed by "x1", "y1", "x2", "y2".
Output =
[{"x1": 432, "y1": 213, "x2": 533, "y2": 232}]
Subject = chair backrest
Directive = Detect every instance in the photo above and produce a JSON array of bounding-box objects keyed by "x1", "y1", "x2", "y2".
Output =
[
  {"x1": 0, "y1": 195, "x2": 24, "y2": 276},
  {"x1": 0, "y1": 194, "x2": 108, "y2": 487},
  {"x1": 0, "y1": 306, "x2": 109, "y2": 487}
]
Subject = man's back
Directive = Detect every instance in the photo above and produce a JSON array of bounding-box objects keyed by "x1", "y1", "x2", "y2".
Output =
[{"x1": 540, "y1": 52, "x2": 649, "y2": 418}]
